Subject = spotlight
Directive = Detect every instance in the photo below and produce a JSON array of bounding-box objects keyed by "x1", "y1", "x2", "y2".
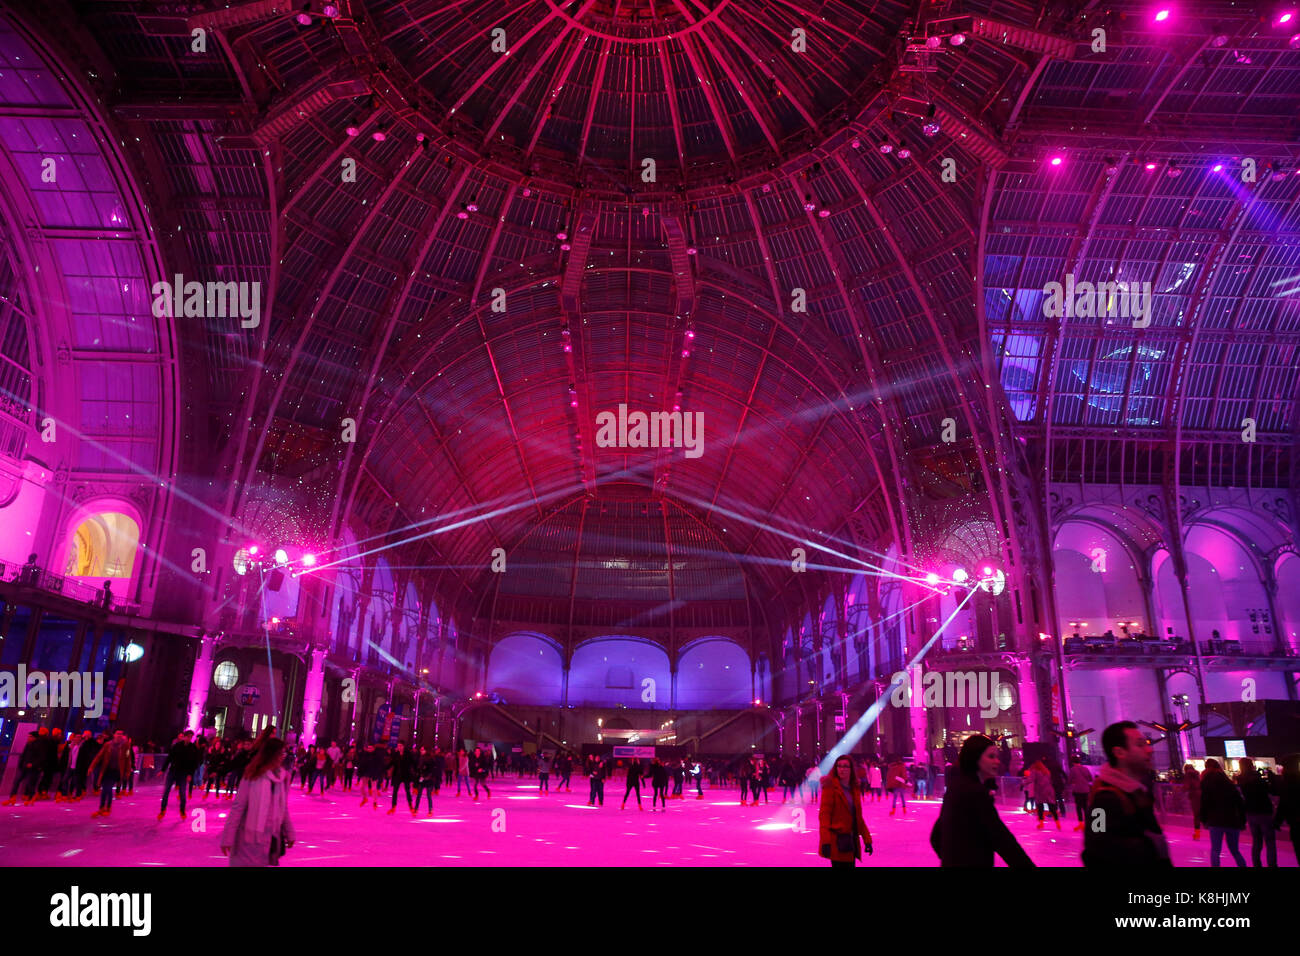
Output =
[
  {"x1": 295, "y1": 12, "x2": 312, "y2": 26},
  {"x1": 897, "y1": 146, "x2": 912, "y2": 159},
  {"x1": 982, "y1": 566, "x2": 994, "y2": 576},
  {"x1": 559, "y1": 242, "x2": 571, "y2": 251},
  {"x1": 1211, "y1": 33, "x2": 1229, "y2": 46},
  {"x1": 878, "y1": 142, "x2": 893, "y2": 154},
  {"x1": 522, "y1": 187, "x2": 531, "y2": 197},
  {"x1": 248, "y1": 545, "x2": 259, "y2": 555},
  {"x1": 1048, "y1": 155, "x2": 1063, "y2": 167},
  {"x1": 1212, "y1": 163, "x2": 1224, "y2": 172},
  {"x1": 322, "y1": 3, "x2": 340, "y2": 16},
  {"x1": 456, "y1": 207, "x2": 469, "y2": 220},
  {"x1": 1166, "y1": 162, "x2": 1181, "y2": 177},
  {"x1": 922, "y1": 121, "x2": 941, "y2": 137},
  {"x1": 344, "y1": 125, "x2": 360, "y2": 138},
  {"x1": 803, "y1": 196, "x2": 817, "y2": 211},
  {"x1": 274, "y1": 548, "x2": 289, "y2": 565},
  {"x1": 1291, "y1": 33, "x2": 1300, "y2": 49},
  {"x1": 817, "y1": 208, "x2": 831, "y2": 218},
  {"x1": 1279, "y1": 11, "x2": 1295, "y2": 25},
  {"x1": 925, "y1": 572, "x2": 941, "y2": 585},
  {"x1": 1144, "y1": 162, "x2": 1158, "y2": 171},
  {"x1": 761, "y1": 182, "x2": 772, "y2": 192},
  {"x1": 686, "y1": 245, "x2": 698, "y2": 255},
  {"x1": 681, "y1": 348, "x2": 691, "y2": 358},
  {"x1": 685, "y1": 328, "x2": 696, "y2": 340},
  {"x1": 466, "y1": 200, "x2": 479, "y2": 213},
  {"x1": 926, "y1": 35, "x2": 942, "y2": 48},
  {"x1": 556, "y1": 231, "x2": 567, "y2": 241},
  {"x1": 1154, "y1": 9, "x2": 1170, "y2": 22},
  {"x1": 850, "y1": 137, "x2": 861, "y2": 149},
  {"x1": 950, "y1": 32, "x2": 966, "y2": 46},
  {"x1": 952, "y1": 567, "x2": 969, "y2": 584},
  {"x1": 371, "y1": 129, "x2": 386, "y2": 142},
  {"x1": 302, "y1": 554, "x2": 317, "y2": 567}
]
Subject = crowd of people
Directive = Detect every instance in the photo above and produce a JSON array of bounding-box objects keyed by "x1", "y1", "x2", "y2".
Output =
[
  {"x1": 814, "y1": 721, "x2": 1300, "y2": 868},
  {"x1": 7, "y1": 719, "x2": 1298, "y2": 869}
]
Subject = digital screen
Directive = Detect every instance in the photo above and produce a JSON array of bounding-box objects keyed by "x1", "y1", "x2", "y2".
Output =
[{"x1": 1224, "y1": 739, "x2": 1246, "y2": 759}]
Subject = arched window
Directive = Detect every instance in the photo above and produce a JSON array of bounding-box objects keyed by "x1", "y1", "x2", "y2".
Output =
[{"x1": 65, "y1": 511, "x2": 139, "y2": 578}]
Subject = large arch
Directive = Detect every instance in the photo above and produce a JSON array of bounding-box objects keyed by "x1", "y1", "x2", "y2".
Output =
[
  {"x1": 0, "y1": 12, "x2": 179, "y2": 605},
  {"x1": 676, "y1": 637, "x2": 752, "y2": 710},
  {"x1": 1053, "y1": 520, "x2": 1148, "y2": 637},
  {"x1": 568, "y1": 636, "x2": 671, "y2": 709},
  {"x1": 486, "y1": 631, "x2": 564, "y2": 706},
  {"x1": 1183, "y1": 522, "x2": 1270, "y2": 644}
]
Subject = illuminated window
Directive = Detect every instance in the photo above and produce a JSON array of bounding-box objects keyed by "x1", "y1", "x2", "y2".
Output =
[
  {"x1": 65, "y1": 512, "x2": 140, "y2": 577},
  {"x1": 213, "y1": 661, "x2": 239, "y2": 690}
]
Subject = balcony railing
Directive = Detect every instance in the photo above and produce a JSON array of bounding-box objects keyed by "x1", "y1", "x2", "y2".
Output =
[
  {"x1": 1062, "y1": 634, "x2": 1294, "y2": 657},
  {"x1": 0, "y1": 562, "x2": 134, "y2": 612}
]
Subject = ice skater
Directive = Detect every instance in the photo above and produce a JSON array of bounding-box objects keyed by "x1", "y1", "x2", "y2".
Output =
[
  {"x1": 220, "y1": 737, "x2": 295, "y2": 867},
  {"x1": 621, "y1": 758, "x2": 644, "y2": 810}
]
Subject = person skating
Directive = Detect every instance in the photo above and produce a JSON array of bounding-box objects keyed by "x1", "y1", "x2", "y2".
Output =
[
  {"x1": 737, "y1": 756, "x2": 750, "y2": 805},
  {"x1": 1182, "y1": 763, "x2": 1202, "y2": 840},
  {"x1": 1082, "y1": 721, "x2": 1173, "y2": 868},
  {"x1": 387, "y1": 742, "x2": 416, "y2": 813},
  {"x1": 470, "y1": 745, "x2": 493, "y2": 800},
  {"x1": 1200, "y1": 758, "x2": 1247, "y2": 866},
  {"x1": 454, "y1": 748, "x2": 472, "y2": 796},
  {"x1": 537, "y1": 751, "x2": 552, "y2": 794},
  {"x1": 1029, "y1": 759, "x2": 1060, "y2": 830},
  {"x1": 414, "y1": 746, "x2": 440, "y2": 816},
  {"x1": 586, "y1": 754, "x2": 606, "y2": 806},
  {"x1": 886, "y1": 757, "x2": 909, "y2": 815},
  {"x1": 1068, "y1": 758, "x2": 1093, "y2": 831},
  {"x1": 357, "y1": 743, "x2": 381, "y2": 806},
  {"x1": 224, "y1": 741, "x2": 251, "y2": 798},
  {"x1": 1236, "y1": 758, "x2": 1277, "y2": 867},
  {"x1": 220, "y1": 736, "x2": 295, "y2": 867},
  {"x1": 202, "y1": 740, "x2": 228, "y2": 798},
  {"x1": 3, "y1": 731, "x2": 43, "y2": 805},
  {"x1": 1273, "y1": 754, "x2": 1300, "y2": 866},
  {"x1": 930, "y1": 734, "x2": 1035, "y2": 868},
  {"x1": 71, "y1": 731, "x2": 100, "y2": 802},
  {"x1": 557, "y1": 751, "x2": 573, "y2": 792},
  {"x1": 88, "y1": 730, "x2": 132, "y2": 817},
  {"x1": 158, "y1": 730, "x2": 201, "y2": 820},
  {"x1": 749, "y1": 756, "x2": 769, "y2": 806},
  {"x1": 690, "y1": 756, "x2": 704, "y2": 799},
  {"x1": 818, "y1": 754, "x2": 873, "y2": 868},
  {"x1": 621, "y1": 757, "x2": 644, "y2": 810},
  {"x1": 866, "y1": 759, "x2": 883, "y2": 802},
  {"x1": 649, "y1": 758, "x2": 669, "y2": 810}
]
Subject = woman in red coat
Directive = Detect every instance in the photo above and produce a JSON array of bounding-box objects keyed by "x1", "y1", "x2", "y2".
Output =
[{"x1": 819, "y1": 755, "x2": 873, "y2": 867}]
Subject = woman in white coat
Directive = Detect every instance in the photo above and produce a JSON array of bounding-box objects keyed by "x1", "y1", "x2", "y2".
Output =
[{"x1": 220, "y1": 736, "x2": 296, "y2": 866}]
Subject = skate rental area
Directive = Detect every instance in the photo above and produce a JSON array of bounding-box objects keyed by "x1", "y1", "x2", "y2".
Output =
[{"x1": 0, "y1": 0, "x2": 1297, "y2": 934}]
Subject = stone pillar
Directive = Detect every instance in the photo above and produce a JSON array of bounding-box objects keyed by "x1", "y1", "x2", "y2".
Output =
[
  {"x1": 1016, "y1": 658, "x2": 1042, "y2": 742},
  {"x1": 186, "y1": 633, "x2": 217, "y2": 733},
  {"x1": 300, "y1": 644, "x2": 327, "y2": 745}
]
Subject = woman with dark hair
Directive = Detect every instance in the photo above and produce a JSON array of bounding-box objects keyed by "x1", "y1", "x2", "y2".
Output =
[
  {"x1": 220, "y1": 736, "x2": 295, "y2": 867},
  {"x1": 1200, "y1": 758, "x2": 1247, "y2": 867},
  {"x1": 930, "y1": 735, "x2": 1034, "y2": 868},
  {"x1": 649, "y1": 758, "x2": 670, "y2": 810},
  {"x1": 1030, "y1": 759, "x2": 1060, "y2": 830},
  {"x1": 818, "y1": 755, "x2": 873, "y2": 867},
  {"x1": 1273, "y1": 754, "x2": 1300, "y2": 866},
  {"x1": 387, "y1": 742, "x2": 415, "y2": 814}
]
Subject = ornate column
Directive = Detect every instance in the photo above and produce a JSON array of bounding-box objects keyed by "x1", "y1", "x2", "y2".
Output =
[
  {"x1": 1015, "y1": 658, "x2": 1041, "y2": 742},
  {"x1": 300, "y1": 643, "x2": 327, "y2": 745},
  {"x1": 186, "y1": 632, "x2": 217, "y2": 733}
]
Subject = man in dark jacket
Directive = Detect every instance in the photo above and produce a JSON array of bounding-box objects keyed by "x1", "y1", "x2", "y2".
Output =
[
  {"x1": 1082, "y1": 721, "x2": 1172, "y2": 868},
  {"x1": 930, "y1": 734, "x2": 1034, "y2": 868},
  {"x1": 3, "y1": 732, "x2": 43, "y2": 804},
  {"x1": 586, "y1": 754, "x2": 606, "y2": 806},
  {"x1": 74, "y1": 732, "x2": 102, "y2": 799},
  {"x1": 1236, "y1": 759, "x2": 1277, "y2": 867},
  {"x1": 158, "y1": 730, "x2": 200, "y2": 818},
  {"x1": 469, "y1": 745, "x2": 493, "y2": 800}
]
